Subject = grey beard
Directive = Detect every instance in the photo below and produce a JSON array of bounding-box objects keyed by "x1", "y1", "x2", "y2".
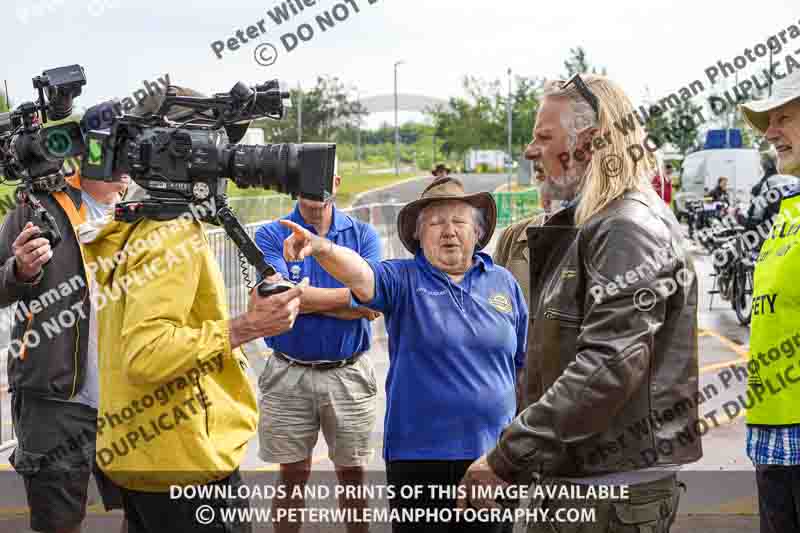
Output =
[{"x1": 540, "y1": 175, "x2": 581, "y2": 202}]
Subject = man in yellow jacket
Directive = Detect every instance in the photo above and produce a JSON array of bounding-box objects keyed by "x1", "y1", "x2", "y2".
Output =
[
  {"x1": 740, "y1": 69, "x2": 800, "y2": 533},
  {"x1": 74, "y1": 87, "x2": 304, "y2": 533},
  {"x1": 78, "y1": 207, "x2": 302, "y2": 532}
]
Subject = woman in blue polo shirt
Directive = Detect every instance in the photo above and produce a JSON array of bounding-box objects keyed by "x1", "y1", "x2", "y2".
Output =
[{"x1": 281, "y1": 177, "x2": 528, "y2": 533}]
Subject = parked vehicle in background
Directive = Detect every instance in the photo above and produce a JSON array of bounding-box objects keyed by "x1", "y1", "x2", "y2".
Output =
[
  {"x1": 675, "y1": 148, "x2": 762, "y2": 220},
  {"x1": 464, "y1": 149, "x2": 507, "y2": 172}
]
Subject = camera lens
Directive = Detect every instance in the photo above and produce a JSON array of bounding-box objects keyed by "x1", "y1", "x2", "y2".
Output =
[{"x1": 227, "y1": 142, "x2": 336, "y2": 201}]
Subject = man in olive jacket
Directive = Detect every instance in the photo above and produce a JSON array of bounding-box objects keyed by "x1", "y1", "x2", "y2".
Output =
[
  {"x1": 461, "y1": 75, "x2": 701, "y2": 533},
  {"x1": 0, "y1": 152, "x2": 129, "y2": 532}
]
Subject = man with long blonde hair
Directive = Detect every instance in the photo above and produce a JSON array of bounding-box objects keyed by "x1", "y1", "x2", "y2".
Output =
[{"x1": 459, "y1": 74, "x2": 701, "y2": 532}]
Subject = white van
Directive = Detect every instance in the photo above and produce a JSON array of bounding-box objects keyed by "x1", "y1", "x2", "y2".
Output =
[{"x1": 676, "y1": 149, "x2": 762, "y2": 213}]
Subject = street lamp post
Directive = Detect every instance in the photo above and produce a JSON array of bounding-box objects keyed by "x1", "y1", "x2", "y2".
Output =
[
  {"x1": 507, "y1": 67, "x2": 513, "y2": 191},
  {"x1": 394, "y1": 60, "x2": 405, "y2": 177},
  {"x1": 297, "y1": 82, "x2": 303, "y2": 143},
  {"x1": 356, "y1": 91, "x2": 362, "y2": 174}
]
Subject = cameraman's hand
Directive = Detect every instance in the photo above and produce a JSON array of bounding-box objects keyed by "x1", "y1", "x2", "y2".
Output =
[
  {"x1": 247, "y1": 272, "x2": 283, "y2": 311},
  {"x1": 229, "y1": 282, "x2": 305, "y2": 349},
  {"x1": 249, "y1": 284, "x2": 303, "y2": 337},
  {"x1": 12, "y1": 223, "x2": 52, "y2": 282}
]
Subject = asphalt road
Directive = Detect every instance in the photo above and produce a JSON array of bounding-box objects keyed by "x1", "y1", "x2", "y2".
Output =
[
  {"x1": 0, "y1": 230, "x2": 761, "y2": 532},
  {"x1": 352, "y1": 173, "x2": 515, "y2": 206}
]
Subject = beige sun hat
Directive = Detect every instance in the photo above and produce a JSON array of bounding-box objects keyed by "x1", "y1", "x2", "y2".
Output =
[
  {"x1": 397, "y1": 177, "x2": 497, "y2": 254},
  {"x1": 740, "y1": 68, "x2": 800, "y2": 134}
]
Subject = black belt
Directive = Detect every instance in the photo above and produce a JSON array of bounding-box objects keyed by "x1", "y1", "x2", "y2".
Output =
[{"x1": 273, "y1": 351, "x2": 365, "y2": 370}]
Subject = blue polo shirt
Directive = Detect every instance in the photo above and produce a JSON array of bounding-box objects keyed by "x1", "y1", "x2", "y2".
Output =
[
  {"x1": 255, "y1": 205, "x2": 381, "y2": 361},
  {"x1": 356, "y1": 251, "x2": 528, "y2": 461}
]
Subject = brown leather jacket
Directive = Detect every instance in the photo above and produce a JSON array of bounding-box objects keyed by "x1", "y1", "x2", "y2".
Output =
[{"x1": 487, "y1": 190, "x2": 702, "y2": 482}]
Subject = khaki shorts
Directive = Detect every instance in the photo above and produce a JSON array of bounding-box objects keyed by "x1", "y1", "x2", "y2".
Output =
[{"x1": 258, "y1": 353, "x2": 378, "y2": 467}]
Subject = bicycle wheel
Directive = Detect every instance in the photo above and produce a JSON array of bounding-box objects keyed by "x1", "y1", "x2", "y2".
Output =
[{"x1": 733, "y1": 264, "x2": 754, "y2": 326}]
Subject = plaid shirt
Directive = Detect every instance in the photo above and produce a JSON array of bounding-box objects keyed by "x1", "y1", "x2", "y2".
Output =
[{"x1": 746, "y1": 425, "x2": 800, "y2": 465}]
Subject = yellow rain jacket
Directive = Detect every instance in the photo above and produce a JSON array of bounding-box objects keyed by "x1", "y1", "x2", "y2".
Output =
[{"x1": 79, "y1": 214, "x2": 258, "y2": 492}]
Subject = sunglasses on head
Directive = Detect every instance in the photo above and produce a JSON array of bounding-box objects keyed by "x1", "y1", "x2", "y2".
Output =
[{"x1": 559, "y1": 74, "x2": 600, "y2": 116}]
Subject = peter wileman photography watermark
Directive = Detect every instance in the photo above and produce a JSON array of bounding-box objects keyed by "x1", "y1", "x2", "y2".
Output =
[
  {"x1": 10, "y1": 356, "x2": 222, "y2": 474},
  {"x1": 554, "y1": 19, "x2": 800, "y2": 177},
  {"x1": 4, "y1": 196, "x2": 218, "y2": 362},
  {"x1": 585, "y1": 241, "x2": 696, "y2": 313},
  {"x1": 16, "y1": 0, "x2": 122, "y2": 24},
  {"x1": 577, "y1": 326, "x2": 800, "y2": 471},
  {"x1": 209, "y1": 0, "x2": 382, "y2": 67},
  {"x1": 82, "y1": 74, "x2": 172, "y2": 130}
]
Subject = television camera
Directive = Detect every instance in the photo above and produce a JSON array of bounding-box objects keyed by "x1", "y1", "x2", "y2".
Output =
[
  {"x1": 80, "y1": 80, "x2": 336, "y2": 296},
  {"x1": 0, "y1": 65, "x2": 87, "y2": 251}
]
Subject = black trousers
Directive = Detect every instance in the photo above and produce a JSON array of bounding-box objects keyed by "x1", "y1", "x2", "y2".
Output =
[
  {"x1": 756, "y1": 464, "x2": 800, "y2": 533},
  {"x1": 10, "y1": 393, "x2": 123, "y2": 532},
  {"x1": 118, "y1": 469, "x2": 252, "y2": 533},
  {"x1": 386, "y1": 460, "x2": 513, "y2": 533}
]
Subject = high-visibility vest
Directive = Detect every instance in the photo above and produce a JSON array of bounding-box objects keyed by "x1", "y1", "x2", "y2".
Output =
[{"x1": 747, "y1": 189, "x2": 800, "y2": 425}]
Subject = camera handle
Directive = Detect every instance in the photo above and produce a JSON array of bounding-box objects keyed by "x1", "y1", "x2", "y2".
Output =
[
  {"x1": 215, "y1": 205, "x2": 294, "y2": 298},
  {"x1": 15, "y1": 185, "x2": 62, "y2": 264},
  {"x1": 113, "y1": 198, "x2": 293, "y2": 298}
]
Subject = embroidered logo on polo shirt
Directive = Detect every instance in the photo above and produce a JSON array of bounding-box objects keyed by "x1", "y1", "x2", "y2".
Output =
[
  {"x1": 488, "y1": 293, "x2": 513, "y2": 314},
  {"x1": 416, "y1": 287, "x2": 447, "y2": 296}
]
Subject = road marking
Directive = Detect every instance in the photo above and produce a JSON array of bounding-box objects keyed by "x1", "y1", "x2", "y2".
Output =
[
  {"x1": 716, "y1": 495, "x2": 758, "y2": 514},
  {"x1": 700, "y1": 358, "x2": 747, "y2": 375},
  {"x1": 350, "y1": 174, "x2": 428, "y2": 206},
  {"x1": 700, "y1": 329, "x2": 749, "y2": 359}
]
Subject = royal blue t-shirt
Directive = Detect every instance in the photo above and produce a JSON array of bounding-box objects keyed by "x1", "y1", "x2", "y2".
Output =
[
  {"x1": 356, "y1": 251, "x2": 528, "y2": 461},
  {"x1": 255, "y1": 205, "x2": 381, "y2": 361}
]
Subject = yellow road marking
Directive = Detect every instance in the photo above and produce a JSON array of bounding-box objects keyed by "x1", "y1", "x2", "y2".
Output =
[
  {"x1": 715, "y1": 495, "x2": 758, "y2": 514},
  {"x1": 700, "y1": 358, "x2": 747, "y2": 375},
  {"x1": 700, "y1": 328, "x2": 750, "y2": 359}
]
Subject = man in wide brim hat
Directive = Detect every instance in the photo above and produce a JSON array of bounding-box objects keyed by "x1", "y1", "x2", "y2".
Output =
[
  {"x1": 431, "y1": 163, "x2": 451, "y2": 178},
  {"x1": 397, "y1": 176, "x2": 497, "y2": 254},
  {"x1": 279, "y1": 175, "x2": 527, "y2": 533},
  {"x1": 740, "y1": 68, "x2": 800, "y2": 176},
  {"x1": 738, "y1": 67, "x2": 800, "y2": 533}
]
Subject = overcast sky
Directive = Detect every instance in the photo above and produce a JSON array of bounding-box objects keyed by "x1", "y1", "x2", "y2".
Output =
[{"x1": 5, "y1": 0, "x2": 800, "y2": 129}]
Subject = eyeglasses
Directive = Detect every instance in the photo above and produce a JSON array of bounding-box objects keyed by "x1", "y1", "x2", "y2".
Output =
[{"x1": 560, "y1": 74, "x2": 600, "y2": 116}]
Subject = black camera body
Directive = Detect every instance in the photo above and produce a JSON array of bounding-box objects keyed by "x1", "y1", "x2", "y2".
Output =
[
  {"x1": 81, "y1": 80, "x2": 335, "y2": 208},
  {"x1": 0, "y1": 65, "x2": 88, "y2": 252},
  {"x1": 0, "y1": 64, "x2": 87, "y2": 183},
  {"x1": 83, "y1": 120, "x2": 335, "y2": 207}
]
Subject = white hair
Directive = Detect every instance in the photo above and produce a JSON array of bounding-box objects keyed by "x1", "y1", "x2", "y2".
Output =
[
  {"x1": 414, "y1": 201, "x2": 486, "y2": 242},
  {"x1": 558, "y1": 97, "x2": 598, "y2": 154}
]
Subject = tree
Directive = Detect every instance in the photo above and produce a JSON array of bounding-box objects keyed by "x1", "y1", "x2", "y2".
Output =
[
  {"x1": 509, "y1": 76, "x2": 542, "y2": 155},
  {"x1": 562, "y1": 46, "x2": 607, "y2": 78},
  {"x1": 643, "y1": 97, "x2": 705, "y2": 157},
  {"x1": 426, "y1": 75, "x2": 542, "y2": 161},
  {"x1": 0, "y1": 90, "x2": 10, "y2": 113}
]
